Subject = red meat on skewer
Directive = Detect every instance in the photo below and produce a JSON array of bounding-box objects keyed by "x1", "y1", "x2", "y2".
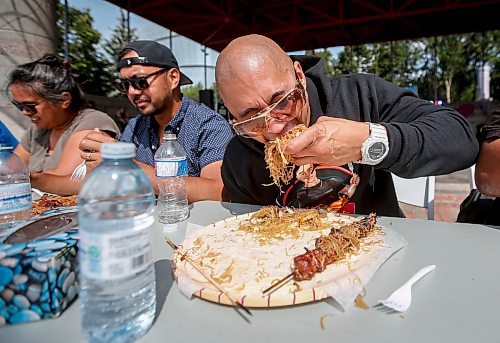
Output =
[{"x1": 293, "y1": 214, "x2": 377, "y2": 281}]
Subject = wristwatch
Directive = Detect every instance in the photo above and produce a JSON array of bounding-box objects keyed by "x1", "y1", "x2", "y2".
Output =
[{"x1": 358, "y1": 123, "x2": 389, "y2": 165}]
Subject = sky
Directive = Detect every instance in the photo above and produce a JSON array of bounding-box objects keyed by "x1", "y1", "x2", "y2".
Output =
[
  {"x1": 66, "y1": 0, "x2": 220, "y2": 87},
  {"x1": 65, "y1": 0, "x2": 343, "y2": 87}
]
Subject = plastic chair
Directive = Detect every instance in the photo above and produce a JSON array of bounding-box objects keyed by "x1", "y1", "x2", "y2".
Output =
[
  {"x1": 469, "y1": 164, "x2": 477, "y2": 190},
  {"x1": 392, "y1": 174, "x2": 435, "y2": 220}
]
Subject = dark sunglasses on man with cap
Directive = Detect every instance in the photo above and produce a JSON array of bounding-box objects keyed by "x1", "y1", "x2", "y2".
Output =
[{"x1": 115, "y1": 68, "x2": 168, "y2": 94}]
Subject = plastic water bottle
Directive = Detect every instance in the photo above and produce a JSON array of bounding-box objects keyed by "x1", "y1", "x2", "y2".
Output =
[
  {"x1": 78, "y1": 142, "x2": 156, "y2": 343},
  {"x1": 0, "y1": 144, "x2": 32, "y2": 237},
  {"x1": 154, "y1": 133, "x2": 189, "y2": 224}
]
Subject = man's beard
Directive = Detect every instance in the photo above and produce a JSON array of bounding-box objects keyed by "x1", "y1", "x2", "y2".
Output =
[
  {"x1": 134, "y1": 96, "x2": 161, "y2": 116},
  {"x1": 138, "y1": 104, "x2": 161, "y2": 116}
]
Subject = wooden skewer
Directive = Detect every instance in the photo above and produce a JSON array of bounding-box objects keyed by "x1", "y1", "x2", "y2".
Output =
[
  {"x1": 165, "y1": 237, "x2": 252, "y2": 316},
  {"x1": 262, "y1": 272, "x2": 294, "y2": 295}
]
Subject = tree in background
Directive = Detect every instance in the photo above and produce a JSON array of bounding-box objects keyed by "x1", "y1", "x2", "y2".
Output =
[
  {"x1": 325, "y1": 31, "x2": 500, "y2": 103},
  {"x1": 56, "y1": 2, "x2": 114, "y2": 96},
  {"x1": 434, "y1": 35, "x2": 468, "y2": 104},
  {"x1": 306, "y1": 48, "x2": 334, "y2": 76},
  {"x1": 333, "y1": 44, "x2": 372, "y2": 75},
  {"x1": 103, "y1": 9, "x2": 139, "y2": 63},
  {"x1": 182, "y1": 82, "x2": 203, "y2": 102},
  {"x1": 367, "y1": 40, "x2": 421, "y2": 87}
]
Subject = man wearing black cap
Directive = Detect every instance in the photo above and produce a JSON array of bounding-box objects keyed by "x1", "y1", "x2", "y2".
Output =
[{"x1": 79, "y1": 41, "x2": 233, "y2": 202}]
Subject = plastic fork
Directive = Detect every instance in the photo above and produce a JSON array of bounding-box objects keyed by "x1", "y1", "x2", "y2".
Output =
[
  {"x1": 70, "y1": 160, "x2": 87, "y2": 182},
  {"x1": 376, "y1": 264, "x2": 436, "y2": 312}
]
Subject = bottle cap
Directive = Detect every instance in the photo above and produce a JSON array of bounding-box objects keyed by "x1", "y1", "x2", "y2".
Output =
[
  {"x1": 163, "y1": 133, "x2": 177, "y2": 140},
  {"x1": 101, "y1": 142, "x2": 135, "y2": 159}
]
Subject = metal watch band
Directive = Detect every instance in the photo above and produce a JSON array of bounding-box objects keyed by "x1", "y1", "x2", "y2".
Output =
[{"x1": 356, "y1": 123, "x2": 389, "y2": 165}]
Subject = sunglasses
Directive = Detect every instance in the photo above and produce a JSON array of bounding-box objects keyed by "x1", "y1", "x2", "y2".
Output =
[
  {"x1": 11, "y1": 99, "x2": 46, "y2": 115},
  {"x1": 230, "y1": 82, "x2": 306, "y2": 138},
  {"x1": 115, "y1": 68, "x2": 168, "y2": 93}
]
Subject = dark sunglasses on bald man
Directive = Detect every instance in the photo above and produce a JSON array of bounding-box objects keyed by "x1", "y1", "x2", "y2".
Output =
[{"x1": 115, "y1": 68, "x2": 168, "y2": 93}]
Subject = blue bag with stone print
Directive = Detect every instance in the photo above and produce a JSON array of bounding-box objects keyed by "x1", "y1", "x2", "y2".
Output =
[{"x1": 0, "y1": 213, "x2": 79, "y2": 326}]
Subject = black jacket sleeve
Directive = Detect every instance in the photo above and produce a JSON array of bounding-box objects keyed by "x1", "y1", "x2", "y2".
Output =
[
  {"x1": 335, "y1": 74, "x2": 479, "y2": 177},
  {"x1": 481, "y1": 110, "x2": 500, "y2": 141}
]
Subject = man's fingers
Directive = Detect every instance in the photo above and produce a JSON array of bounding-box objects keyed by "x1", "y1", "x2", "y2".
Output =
[
  {"x1": 80, "y1": 150, "x2": 91, "y2": 161},
  {"x1": 79, "y1": 133, "x2": 116, "y2": 152},
  {"x1": 285, "y1": 123, "x2": 328, "y2": 155},
  {"x1": 85, "y1": 161, "x2": 99, "y2": 170},
  {"x1": 94, "y1": 127, "x2": 114, "y2": 138},
  {"x1": 285, "y1": 129, "x2": 317, "y2": 155},
  {"x1": 79, "y1": 138, "x2": 100, "y2": 152}
]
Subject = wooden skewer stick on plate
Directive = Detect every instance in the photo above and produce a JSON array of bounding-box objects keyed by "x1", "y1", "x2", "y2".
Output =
[
  {"x1": 165, "y1": 237, "x2": 252, "y2": 316},
  {"x1": 262, "y1": 272, "x2": 294, "y2": 295}
]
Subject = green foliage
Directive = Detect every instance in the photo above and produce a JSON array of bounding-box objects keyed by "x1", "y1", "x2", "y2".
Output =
[
  {"x1": 306, "y1": 49, "x2": 334, "y2": 75},
  {"x1": 56, "y1": 2, "x2": 114, "y2": 96},
  {"x1": 324, "y1": 31, "x2": 500, "y2": 103},
  {"x1": 103, "y1": 9, "x2": 139, "y2": 63},
  {"x1": 182, "y1": 82, "x2": 203, "y2": 101},
  {"x1": 333, "y1": 45, "x2": 372, "y2": 75},
  {"x1": 367, "y1": 41, "x2": 421, "y2": 86},
  {"x1": 425, "y1": 35, "x2": 468, "y2": 103}
]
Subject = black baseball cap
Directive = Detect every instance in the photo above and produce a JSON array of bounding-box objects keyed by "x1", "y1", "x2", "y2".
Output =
[{"x1": 117, "y1": 40, "x2": 193, "y2": 86}]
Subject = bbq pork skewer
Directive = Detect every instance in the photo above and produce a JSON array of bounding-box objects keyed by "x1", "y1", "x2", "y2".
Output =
[{"x1": 263, "y1": 213, "x2": 377, "y2": 295}]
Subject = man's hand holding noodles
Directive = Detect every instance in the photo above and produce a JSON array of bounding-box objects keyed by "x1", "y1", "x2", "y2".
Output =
[{"x1": 285, "y1": 117, "x2": 370, "y2": 166}]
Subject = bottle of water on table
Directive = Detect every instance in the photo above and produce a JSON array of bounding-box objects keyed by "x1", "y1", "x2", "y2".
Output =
[
  {"x1": 78, "y1": 142, "x2": 156, "y2": 342},
  {"x1": 154, "y1": 133, "x2": 189, "y2": 224},
  {"x1": 0, "y1": 144, "x2": 32, "y2": 237}
]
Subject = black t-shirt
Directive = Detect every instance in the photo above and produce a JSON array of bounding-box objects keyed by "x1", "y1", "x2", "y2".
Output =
[{"x1": 481, "y1": 110, "x2": 500, "y2": 141}]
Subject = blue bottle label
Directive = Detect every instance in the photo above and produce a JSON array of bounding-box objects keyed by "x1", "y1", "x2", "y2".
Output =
[
  {"x1": 155, "y1": 158, "x2": 188, "y2": 177},
  {"x1": 0, "y1": 182, "x2": 31, "y2": 215}
]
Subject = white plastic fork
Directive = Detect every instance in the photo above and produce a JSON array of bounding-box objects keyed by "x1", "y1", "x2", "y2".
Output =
[
  {"x1": 70, "y1": 160, "x2": 87, "y2": 182},
  {"x1": 377, "y1": 264, "x2": 436, "y2": 312}
]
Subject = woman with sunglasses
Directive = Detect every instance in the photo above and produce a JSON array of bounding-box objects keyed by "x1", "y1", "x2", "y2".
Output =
[{"x1": 8, "y1": 54, "x2": 120, "y2": 195}]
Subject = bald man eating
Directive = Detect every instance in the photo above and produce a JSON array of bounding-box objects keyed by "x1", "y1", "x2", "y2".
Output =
[{"x1": 216, "y1": 34, "x2": 478, "y2": 217}]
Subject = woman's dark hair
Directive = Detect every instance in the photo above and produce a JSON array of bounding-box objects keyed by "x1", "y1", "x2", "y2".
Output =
[{"x1": 7, "y1": 54, "x2": 86, "y2": 111}]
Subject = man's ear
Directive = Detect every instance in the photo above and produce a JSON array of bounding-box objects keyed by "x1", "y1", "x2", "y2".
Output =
[
  {"x1": 60, "y1": 92, "x2": 73, "y2": 109},
  {"x1": 293, "y1": 61, "x2": 306, "y2": 90},
  {"x1": 167, "y1": 68, "x2": 181, "y2": 89}
]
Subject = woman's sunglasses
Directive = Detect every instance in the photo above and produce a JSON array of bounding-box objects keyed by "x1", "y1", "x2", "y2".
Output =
[
  {"x1": 11, "y1": 100, "x2": 46, "y2": 115},
  {"x1": 115, "y1": 69, "x2": 168, "y2": 94}
]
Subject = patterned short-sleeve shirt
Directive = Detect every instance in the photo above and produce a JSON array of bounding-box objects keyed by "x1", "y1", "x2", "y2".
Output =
[{"x1": 120, "y1": 96, "x2": 233, "y2": 176}]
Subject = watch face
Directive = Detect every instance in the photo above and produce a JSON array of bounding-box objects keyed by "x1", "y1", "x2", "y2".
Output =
[{"x1": 368, "y1": 142, "x2": 387, "y2": 160}]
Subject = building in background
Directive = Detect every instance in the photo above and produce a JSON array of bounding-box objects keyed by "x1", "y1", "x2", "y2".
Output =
[
  {"x1": 0, "y1": 0, "x2": 57, "y2": 131},
  {"x1": 476, "y1": 64, "x2": 491, "y2": 101}
]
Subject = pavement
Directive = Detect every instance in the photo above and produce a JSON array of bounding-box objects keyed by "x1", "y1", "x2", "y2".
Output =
[{"x1": 400, "y1": 169, "x2": 472, "y2": 222}]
